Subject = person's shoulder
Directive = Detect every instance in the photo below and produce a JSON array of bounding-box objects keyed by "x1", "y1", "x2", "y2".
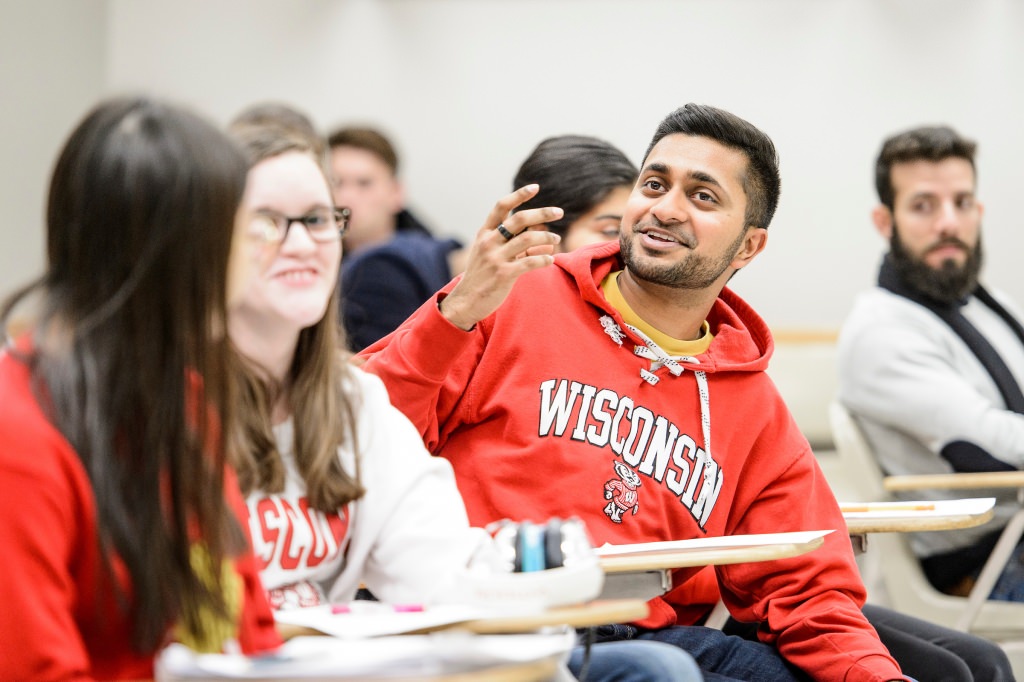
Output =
[
  {"x1": 0, "y1": 352, "x2": 52, "y2": 436},
  {"x1": 395, "y1": 208, "x2": 433, "y2": 236},
  {"x1": 845, "y1": 286, "x2": 937, "y2": 328},
  {"x1": 346, "y1": 233, "x2": 458, "y2": 271},
  {"x1": 838, "y1": 287, "x2": 941, "y2": 361},
  {"x1": 0, "y1": 354, "x2": 85, "y2": 489},
  {"x1": 984, "y1": 284, "x2": 1024, "y2": 314},
  {"x1": 342, "y1": 363, "x2": 390, "y2": 404}
]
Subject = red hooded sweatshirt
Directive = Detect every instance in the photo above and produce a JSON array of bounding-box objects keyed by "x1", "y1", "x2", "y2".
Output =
[{"x1": 360, "y1": 241, "x2": 905, "y2": 681}]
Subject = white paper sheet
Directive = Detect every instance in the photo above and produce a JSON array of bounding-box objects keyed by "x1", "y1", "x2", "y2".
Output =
[{"x1": 272, "y1": 603, "x2": 504, "y2": 639}]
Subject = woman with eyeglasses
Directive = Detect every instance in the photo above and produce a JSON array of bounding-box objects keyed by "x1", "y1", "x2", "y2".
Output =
[
  {"x1": 226, "y1": 122, "x2": 490, "y2": 610},
  {"x1": 0, "y1": 98, "x2": 281, "y2": 679}
]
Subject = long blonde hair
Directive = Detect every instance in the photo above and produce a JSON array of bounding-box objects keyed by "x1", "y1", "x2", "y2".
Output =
[{"x1": 228, "y1": 123, "x2": 364, "y2": 511}]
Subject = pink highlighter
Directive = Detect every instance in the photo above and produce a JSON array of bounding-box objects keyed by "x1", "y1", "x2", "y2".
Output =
[{"x1": 330, "y1": 602, "x2": 425, "y2": 615}]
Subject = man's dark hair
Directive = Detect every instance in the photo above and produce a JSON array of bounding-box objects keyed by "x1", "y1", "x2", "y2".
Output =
[
  {"x1": 512, "y1": 135, "x2": 638, "y2": 238},
  {"x1": 875, "y1": 125, "x2": 977, "y2": 210},
  {"x1": 643, "y1": 103, "x2": 781, "y2": 230}
]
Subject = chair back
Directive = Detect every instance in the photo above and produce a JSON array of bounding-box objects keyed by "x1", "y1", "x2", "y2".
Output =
[{"x1": 829, "y1": 400, "x2": 1024, "y2": 641}]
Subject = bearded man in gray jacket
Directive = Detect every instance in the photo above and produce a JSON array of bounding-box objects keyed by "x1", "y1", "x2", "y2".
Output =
[{"x1": 838, "y1": 125, "x2": 1024, "y2": 601}]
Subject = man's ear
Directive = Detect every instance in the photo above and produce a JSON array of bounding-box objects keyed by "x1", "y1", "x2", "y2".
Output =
[
  {"x1": 390, "y1": 178, "x2": 406, "y2": 214},
  {"x1": 731, "y1": 227, "x2": 768, "y2": 270},
  {"x1": 871, "y1": 205, "x2": 894, "y2": 240}
]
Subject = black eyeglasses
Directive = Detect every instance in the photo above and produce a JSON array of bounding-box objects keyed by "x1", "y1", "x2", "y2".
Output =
[{"x1": 251, "y1": 207, "x2": 351, "y2": 247}]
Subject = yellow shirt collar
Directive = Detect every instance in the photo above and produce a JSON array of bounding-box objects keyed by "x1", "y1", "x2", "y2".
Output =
[{"x1": 600, "y1": 271, "x2": 713, "y2": 356}]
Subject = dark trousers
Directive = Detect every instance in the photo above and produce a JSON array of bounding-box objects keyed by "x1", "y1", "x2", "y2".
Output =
[{"x1": 723, "y1": 604, "x2": 1013, "y2": 682}]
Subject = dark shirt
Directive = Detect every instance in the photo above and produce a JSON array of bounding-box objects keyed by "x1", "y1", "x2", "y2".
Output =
[{"x1": 340, "y1": 232, "x2": 462, "y2": 351}]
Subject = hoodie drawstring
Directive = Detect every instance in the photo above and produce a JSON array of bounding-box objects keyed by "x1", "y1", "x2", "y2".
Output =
[{"x1": 622, "y1": 323, "x2": 712, "y2": 462}]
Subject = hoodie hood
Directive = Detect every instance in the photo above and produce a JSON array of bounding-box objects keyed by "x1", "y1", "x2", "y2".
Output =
[
  {"x1": 549, "y1": 241, "x2": 776, "y2": 484},
  {"x1": 554, "y1": 240, "x2": 774, "y2": 375}
]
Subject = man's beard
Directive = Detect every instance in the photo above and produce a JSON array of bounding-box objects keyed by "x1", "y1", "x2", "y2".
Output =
[
  {"x1": 620, "y1": 221, "x2": 746, "y2": 290},
  {"x1": 889, "y1": 224, "x2": 983, "y2": 305}
]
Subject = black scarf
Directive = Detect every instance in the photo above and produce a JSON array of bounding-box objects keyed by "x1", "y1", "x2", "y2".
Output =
[{"x1": 878, "y1": 254, "x2": 1024, "y2": 414}]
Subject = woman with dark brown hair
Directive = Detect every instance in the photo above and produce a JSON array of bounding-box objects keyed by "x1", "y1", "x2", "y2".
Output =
[{"x1": 0, "y1": 97, "x2": 281, "y2": 679}]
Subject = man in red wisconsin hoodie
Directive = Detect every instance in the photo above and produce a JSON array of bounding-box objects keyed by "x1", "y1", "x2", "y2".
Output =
[{"x1": 359, "y1": 104, "x2": 910, "y2": 681}]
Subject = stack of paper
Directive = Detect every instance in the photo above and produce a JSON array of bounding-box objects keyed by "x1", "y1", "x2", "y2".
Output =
[
  {"x1": 156, "y1": 630, "x2": 575, "y2": 680},
  {"x1": 272, "y1": 603, "x2": 496, "y2": 639}
]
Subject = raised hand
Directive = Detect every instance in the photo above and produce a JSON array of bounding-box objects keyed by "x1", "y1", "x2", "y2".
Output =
[{"x1": 440, "y1": 184, "x2": 562, "y2": 331}]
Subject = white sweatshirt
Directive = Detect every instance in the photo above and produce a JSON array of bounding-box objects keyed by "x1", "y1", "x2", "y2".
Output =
[{"x1": 245, "y1": 367, "x2": 488, "y2": 609}]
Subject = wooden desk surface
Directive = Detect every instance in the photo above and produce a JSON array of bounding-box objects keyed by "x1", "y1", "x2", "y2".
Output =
[
  {"x1": 426, "y1": 659, "x2": 559, "y2": 682},
  {"x1": 457, "y1": 599, "x2": 648, "y2": 634},
  {"x1": 841, "y1": 497, "x2": 996, "y2": 534},
  {"x1": 157, "y1": 641, "x2": 565, "y2": 682},
  {"x1": 160, "y1": 660, "x2": 560, "y2": 682},
  {"x1": 277, "y1": 598, "x2": 649, "y2": 640},
  {"x1": 273, "y1": 659, "x2": 560, "y2": 682},
  {"x1": 884, "y1": 471, "x2": 1024, "y2": 491},
  {"x1": 597, "y1": 531, "x2": 830, "y2": 574}
]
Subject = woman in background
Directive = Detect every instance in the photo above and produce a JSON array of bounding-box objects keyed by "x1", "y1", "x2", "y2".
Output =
[
  {"x1": 512, "y1": 134, "x2": 637, "y2": 253},
  {"x1": 0, "y1": 97, "x2": 280, "y2": 680}
]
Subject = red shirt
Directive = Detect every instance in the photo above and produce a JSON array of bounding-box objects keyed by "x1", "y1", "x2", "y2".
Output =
[
  {"x1": 0, "y1": 349, "x2": 281, "y2": 680},
  {"x1": 359, "y1": 241, "x2": 907, "y2": 682}
]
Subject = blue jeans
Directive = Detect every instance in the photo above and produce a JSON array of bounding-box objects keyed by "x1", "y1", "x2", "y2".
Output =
[
  {"x1": 988, "y1": 537, "x2": 1024, "y2": 602},
  {"x1": 568, "y1": 640, "x2": 703, "y2": 681},
  {"x1": 583, "y1": 624, "x2": 800, "y2": 682}
]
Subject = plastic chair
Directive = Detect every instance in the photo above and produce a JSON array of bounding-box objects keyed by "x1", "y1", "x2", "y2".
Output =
[{"x1": 828, "y1": 401, "x2": 1024, "y2": 645}]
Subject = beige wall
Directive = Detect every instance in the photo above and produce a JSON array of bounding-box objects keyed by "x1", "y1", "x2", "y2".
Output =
[
  {"x1": 4, "y1": 0, "x2": 1023, "y2": 332},
  {"x1": 0, "y1": 0, "x2": 107, "y2": 300}
]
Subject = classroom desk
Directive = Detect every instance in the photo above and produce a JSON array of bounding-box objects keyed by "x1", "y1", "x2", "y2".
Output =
[
  {"x1": 157, "y1": 632, "x2": 571, "y2": 682},
  {"x1": 257, "y1": 601, "x2": 647, "y2": 682},
  {"x1": 457, "y1": 599, "x2": 648, "y2": 635},
  {"x1": 841, "y1": 497, "x2": 996, "y2": 556},
  {"x1": 595, "y1": 530, "x2": 831, "y2": 601},
  {"x1": 593, "y1": 498, "x2": 996, "y2": 602},
  {"x1": 159, "y1": 660, "x2": 561, "y2": 682},
  {"x1": 883, "y1": 472, "x2": 1024, "y2": 632},
  {"x1": 276, "y1": 598, "x2": 649, "y2": 639},
  {"x1": 884, "y1": 471, "x2": 1024, "y2": 492},
  {"x1": 841, "y1": 497, "x2": 996, "y2": 535},
  {"x1": 426, "y1": 658, "x2": 560, "y2": 682}
]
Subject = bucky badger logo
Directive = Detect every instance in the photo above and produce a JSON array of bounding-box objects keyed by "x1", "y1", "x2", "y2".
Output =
[{"x1": 603, "y1": 460, "x2": 641, "y2": 523}]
